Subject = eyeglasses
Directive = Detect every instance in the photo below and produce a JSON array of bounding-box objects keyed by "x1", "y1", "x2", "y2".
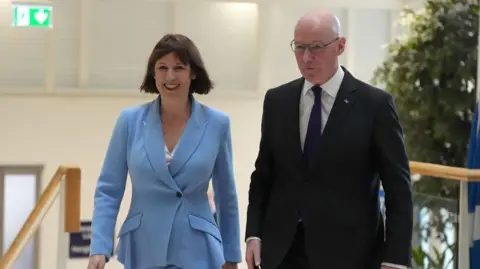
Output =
[{"x1": 290, "y1": 37, "x2": 340, "y2": 53}]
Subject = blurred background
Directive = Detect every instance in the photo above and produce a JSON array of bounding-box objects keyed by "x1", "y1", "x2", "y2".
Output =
[{"x1": 0, "y1": 0, "x2": 479, "y2": 268}]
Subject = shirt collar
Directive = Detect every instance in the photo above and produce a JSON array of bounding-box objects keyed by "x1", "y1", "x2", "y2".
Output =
[{"x1": 302, "y1": 66, "x2": 345, "y2": 98}]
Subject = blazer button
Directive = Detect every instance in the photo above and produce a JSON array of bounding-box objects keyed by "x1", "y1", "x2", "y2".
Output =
[{"x1": 176, "y1": 191, "x2": 182, "y2": 198}]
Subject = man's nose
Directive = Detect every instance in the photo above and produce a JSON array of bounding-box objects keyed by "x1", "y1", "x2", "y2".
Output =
[{"x1": 302, "y1": 49, "x2": 314, "y2": 63}]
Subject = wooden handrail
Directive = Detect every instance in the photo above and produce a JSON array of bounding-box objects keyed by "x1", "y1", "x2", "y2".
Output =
[
  {"x1": 0, "y1": 165, "x2": 81, "y2": 269},
  {"x1": 410, "y1": 161, "x2": 480, "y2": 181},
  {"x1": 0, "y1": 160, "x2": 477, "y2": 268}
]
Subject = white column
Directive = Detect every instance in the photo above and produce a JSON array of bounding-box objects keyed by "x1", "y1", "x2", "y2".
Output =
[
  {"x1": 344, "y1": 8, "x2": 357, "y2": 74},
  {"x1": 459, "y1": 181, "x2": 470, "y2": 269},
  {"x1": 78, "y1": 0, "x2": 90, "y2": 88},
  {"x1": 56, "y1": 179, "x2": 69, "y2": 269},
  {"x1": 255, "y1": 2, "x2": 273, "y2": 94},
  {"x1": 255, "y1": 2, "x2": 302, "y2": 92},
  {"x1": 173, "y1": 0, "x2": 260, "y2": 95}
]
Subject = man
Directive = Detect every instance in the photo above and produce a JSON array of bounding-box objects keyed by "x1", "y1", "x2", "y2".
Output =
[{"x1": 245, "y1": 10, "x2": 413, "y2": 269}]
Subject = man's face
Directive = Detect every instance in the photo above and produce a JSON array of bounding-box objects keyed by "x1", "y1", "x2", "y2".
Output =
[{"x1": 292, "y1": 23, "x2": 345, "y2": 84}]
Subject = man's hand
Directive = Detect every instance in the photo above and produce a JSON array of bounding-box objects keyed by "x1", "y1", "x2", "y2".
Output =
[
  {"x1": 87, "y1": 255, "x2": 106, "y2": 269},
  {"x1": 245, "y1": 239, "x2": 261, "y2": 269},
  {"x1": 222, "y1": 262, "x2": 238, "y2": 269}
]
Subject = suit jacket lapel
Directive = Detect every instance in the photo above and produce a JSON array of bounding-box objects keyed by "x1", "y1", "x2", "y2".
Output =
[
  {"x1": 283, "y1": 78, "x2": 306, "y2": 171},
  {"x1": 144, "y1": 96, "x2": 179, "y2": 190},
  {"x1": 168, "y1": 97, "x2": 208, "y2": 177},
  {"x1": 314, "y1": 68, "x2": 357, "y2": 166}
]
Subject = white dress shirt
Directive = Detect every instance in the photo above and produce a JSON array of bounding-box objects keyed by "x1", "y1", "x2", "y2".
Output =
[
  {"x1": 247, "y1": 67, "x2": 407, "y2": 269},
  {"x1": 298, "y1": 67, "x2": 344, "y2": 149}
]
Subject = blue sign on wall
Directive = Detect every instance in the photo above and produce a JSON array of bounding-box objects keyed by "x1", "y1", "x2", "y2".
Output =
[{"x1": 69, "y1": 221, "x2": 114, "y2": 259}]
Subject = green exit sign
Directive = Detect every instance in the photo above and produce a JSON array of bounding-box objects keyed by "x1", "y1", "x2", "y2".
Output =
[{"x1": 12, "y1": 4, "x2": 53, "y2": 28}]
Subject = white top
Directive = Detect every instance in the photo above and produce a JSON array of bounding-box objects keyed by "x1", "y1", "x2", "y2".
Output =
[{"x1": 165, "y1": 144, "x2": 178, "y2": 166}]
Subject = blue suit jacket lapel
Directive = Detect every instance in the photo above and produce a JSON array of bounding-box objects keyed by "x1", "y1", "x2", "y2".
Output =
[
  {"x1": 143, "y1": 96, "x2": 179, "y2": 191},
  {"x1": 169, "y1": 98, "x2": 208, "y2": 177}
]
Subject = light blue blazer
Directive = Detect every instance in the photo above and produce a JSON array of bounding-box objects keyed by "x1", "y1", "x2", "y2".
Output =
[{"x1": 89, "y1": 96, "x2": 242, "y2": 269}]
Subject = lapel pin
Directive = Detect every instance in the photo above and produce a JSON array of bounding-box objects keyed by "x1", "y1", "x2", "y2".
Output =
[{"x1": 344, "y1": 99, "x2": 349, "y2": 104}]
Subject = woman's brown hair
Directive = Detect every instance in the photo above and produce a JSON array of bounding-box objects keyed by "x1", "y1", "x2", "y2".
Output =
[{"x1": 140, "y1": 34, "x2": 213, "y2": 95}]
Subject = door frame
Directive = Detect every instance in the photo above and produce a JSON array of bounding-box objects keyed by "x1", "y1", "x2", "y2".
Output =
[{"x1": 0, "y1": 165, "x2": 43, "y2": 269}]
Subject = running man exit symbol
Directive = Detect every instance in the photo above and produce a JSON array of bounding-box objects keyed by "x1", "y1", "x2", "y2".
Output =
[{"x1": 15, "y1": 7, "x2": 30, "y2": 26}]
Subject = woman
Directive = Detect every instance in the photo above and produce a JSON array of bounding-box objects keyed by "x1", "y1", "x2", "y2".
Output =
[{"x1": 87, "y1": 34, "x2": 241, "y2": 269}]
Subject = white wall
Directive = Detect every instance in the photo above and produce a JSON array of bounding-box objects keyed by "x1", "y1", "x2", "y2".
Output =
[
  {"x1": 0, "y1": 0, "x2": 405, "y2": 268},
  {"x1": 0, "y1": 0, "x2": 403, "y2": 94},
  {"x1": 174, "y1": 1, "x2": 260, "y2": 92}
]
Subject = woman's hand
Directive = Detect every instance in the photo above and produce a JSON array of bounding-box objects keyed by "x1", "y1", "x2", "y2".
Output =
[
  {"x1": 87, "y1": 255, "x2": 106, "y2": 269},
  {"x1": 222, "y1": 261, "x2": 238, "y2": 269}
]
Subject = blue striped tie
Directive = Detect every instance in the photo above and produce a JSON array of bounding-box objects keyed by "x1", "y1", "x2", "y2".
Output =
[{"x1": 304, "y1": 85, "x2": 322, "y2": 165}]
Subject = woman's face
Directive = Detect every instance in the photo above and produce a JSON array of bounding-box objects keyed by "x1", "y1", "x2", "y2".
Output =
[{"x1": 153, "y1": 52, "x2": 195, "y2": 98}]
